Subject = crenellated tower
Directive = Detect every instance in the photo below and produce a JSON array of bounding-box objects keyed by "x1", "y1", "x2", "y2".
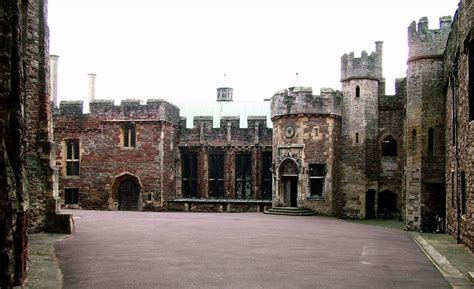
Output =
[
  {"x1": 340, "y1": 41, "x2": 383, "y2": 218},
  {"x1": 404, "y1": 16, "x2": 451, "y2": 231}
]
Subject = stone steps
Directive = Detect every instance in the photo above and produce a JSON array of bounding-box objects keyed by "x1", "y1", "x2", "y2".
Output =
[{"x1": 264, "y1": 207, "x2": 316, "y2": 216}]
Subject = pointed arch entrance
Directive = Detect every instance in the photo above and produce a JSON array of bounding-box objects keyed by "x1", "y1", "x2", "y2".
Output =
[
  {"x1": 112, "y1": 173, "x2": 142, "y2": 211},
  {"x1": 280, "y1": 159, "x2": 299, "y2": 207}
]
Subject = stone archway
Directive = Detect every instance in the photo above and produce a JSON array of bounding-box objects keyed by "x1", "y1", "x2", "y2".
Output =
[
  {"x1": 111, "y1": 173, "x2": 142, "y2": 211},
  {"x1": 279, "y1": 160, "x2": 299, "y2": 207}
]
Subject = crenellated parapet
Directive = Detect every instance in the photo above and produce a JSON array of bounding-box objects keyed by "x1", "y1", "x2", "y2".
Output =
[
  {"x1": 58, "y1": 98, "x2": 180, "y2": 125},
  {"x1": 408, "y1": 16, "x2": 452, "y2": 62},
  {"x1": 341, "y1": 41, "x2": 383, "y2": 81},
  {"x1": 270, "y1": 86, "x2": 342, "y2": 120}
]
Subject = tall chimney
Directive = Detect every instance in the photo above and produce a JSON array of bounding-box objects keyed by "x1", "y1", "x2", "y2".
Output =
[
  {"x1": 87, "y1": 73, "x2": 96, "y2": 102},
  {"x1": 49, "y1": 55, "x2": 59, "y2": 107}
]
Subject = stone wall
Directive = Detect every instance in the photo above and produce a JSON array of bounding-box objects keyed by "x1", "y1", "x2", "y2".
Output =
[
  {"x1": 405, "y1": 16, "x2": 451, "y2": 231},
  {"x1": 0, "y1": 0, "x2": 58, "y2": 287},
  {"x1": 53, "y1": 99, "x2": 179, "y2": 210},
  {"x1": 443, "y1": 0, "x2": 473, "y2": 251}
]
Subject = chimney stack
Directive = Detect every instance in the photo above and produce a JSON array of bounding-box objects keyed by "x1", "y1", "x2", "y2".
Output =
[
  {"x1": 49, "y1": 55, "x2": 59, "y2": 107},
  {"x1": 87, "y1": 73, "x2": 96, "y2": 102}
]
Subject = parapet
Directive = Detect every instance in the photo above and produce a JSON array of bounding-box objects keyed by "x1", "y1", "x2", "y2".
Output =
[
  {"x1": 408, "y1": 16, "x2": 452, "y2": 61},
  {"x1": 271, "y1": 86, "x2": 342, "y2": 119},
  {"x1": 341, "y1": 41, "x2": 383, "y2": 81},
  {"x1": 247, "y1": 116, "x2": 267, "y2": 128},
  {"x1": 193, "y1": 116, "x2": 213, "y2": 129},
  {"x1": 220, "y1": 116, "x2": 240, "y2": 129},
  {"x1": 90, "y1": 100, "x2": 114, "y2": 114},
  {"x1": 59, "y1": 101, "x2": 83, "y2": 115}
]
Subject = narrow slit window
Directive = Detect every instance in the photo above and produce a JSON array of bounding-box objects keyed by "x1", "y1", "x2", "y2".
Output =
[
  {"x1": 412, "y1": 129, "x2": 417, "y2": 154},
  {"x1": 123, "y1": 124, "x2": 136, "y2": 148},
  {"x1": 461, "y1": 172, "x2": 466, "y2": 214},
  {"x1": 355, "y1": 133, "x2": 359, "y2": 144},
  {"x1": 355, "y1": 85, "x2": 360, "y2": 98}
]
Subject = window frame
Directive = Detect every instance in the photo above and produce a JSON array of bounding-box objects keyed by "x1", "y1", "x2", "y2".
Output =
[
  {"x1": 181, "y1": 152, "x2": 198, "y2": 198},
  {"x1": 65, "y1": 139, "x2": 80, "y2": 176},
  {"x1": 308, "y1": 164, "x2": 326, "y2": 198},
  {"x1": 122, "y1": 124, "x2": 137, "y2": 148}
]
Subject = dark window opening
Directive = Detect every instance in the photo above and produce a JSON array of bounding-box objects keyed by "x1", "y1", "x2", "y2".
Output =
[
  {"x1": 412, "y1": 129, "x2": 417, "y2": 154},
  {"x1": 309, "y1": 164, "x2": 325, "y2": 197},
  {"x1": 182, "y1": 153, "x2": 198, "y2": 198},
  {"x1": 208, "y1": 153, "x2": 224, "y2": 198},
  {"x1": 262, "y1": 152, "x2": 272, "y2": 200},
  {"x1": 355, "y1": 85, "x2": 360, "y2": 98},
  {"x1": 381, "y1": 135, "x2": 397, "y2": 157},
  {"x1": 235, "y1": 153, "x2": 252, "y2": 199},
  {"x1": 355, "y1": 133, "x2": 359, "y2": 144},
  {"x1": 451, "y1": 172, "x2": 455, "y2": 208},
  {"x1": 123, "y1": 124, "x2": 136, "y2": 147},
  {"x1": 461, "y1": 172, "x2": 466, "y2": 214},
  {"x1": 428, "y1": 128, "x2": 434, "y2": 153},
  {"x1": 65, "y1": 139, "x2": 79, "y2": 176},
  {"x1": 65, "y1": 188, "x2": 79, "y2": 205},
  {"x1": 469, "y1": 41, "x2": 474, "y2": 121}
]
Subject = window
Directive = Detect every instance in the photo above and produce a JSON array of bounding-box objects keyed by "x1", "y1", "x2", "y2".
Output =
[
  {"x1": 65, "y1": 188, "x2": 79, "y2": 205},
  {"x1": 235, "y1": 153, "x2": 252, "y2": 199},
  {"x1": 262, "y1": 152, "x2": 272, "y2": 200},
  {"x1": 451, "y1": 172, "x2": 455, "y2": 208},
  {"x1": 65, "y1": 139, "x2": 79, "y2": 176},
  {"x1": 208, "y1": 153, "x2": 224, "y2": 198},
  {"x1": 182, "y1": 153, "x2": 198, "y2": 198},
  {"x1": 355, "y1": 85, "x2": 360, "y2": 98},
  {"x1": 381, "y1": 135, "x2": 397, "y2": 157},
  {"x1": 355, "y1": 133, "x2": 359, "y2": 144},
  {"x1": 428, "y1": 128, "x2": 434, "y2": 154},
  {"x1": 461, "y1": 172, "x2": 466, "y2": 214},
  {"x1": 309, "y1": 164, "x2": 326, "y2": 198},
  {"x1": 123, "y1": 124, "x2": 136, "y2": 147},
  {"x1": 412, "y1": 129, "x2": 417, "y2": 154},
  {"x1": 469, "y1": 40, "x2": 474, "y2": 121}
]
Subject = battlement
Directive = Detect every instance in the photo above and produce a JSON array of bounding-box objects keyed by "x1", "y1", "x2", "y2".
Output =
[
  {"x1": 341, "y1": 41, "x2": 383, "y2": 81},
  {"x1": 184, "y1": 115, "x2": 268, "y2": 130},
  {"x1": 59, "y1": 98, "x2": 180, "y2": 125},
  {"x1": 271, "y1": 86, "x2": 342, "y2": 119},
  {"x1": 408, "y1": 16, "x2": 452, "y2": 61}
]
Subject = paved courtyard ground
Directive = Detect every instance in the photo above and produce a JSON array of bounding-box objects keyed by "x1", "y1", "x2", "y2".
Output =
[{"x1": 55, "y1": 210, "x2": 450, "y2": 289}]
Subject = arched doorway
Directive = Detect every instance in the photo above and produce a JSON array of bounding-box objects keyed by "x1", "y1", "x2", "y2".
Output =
[
  {"x1": 280, "y1": 160, "x2": 299, "y2": 207},
  {"x1": 378, "y1": 190, "x2": 397, "y2": 219},
  {"x1": 118, "y1": 179, "x2": 140, "y2": 211},
  {"x1": 365, "y1": 190, "x2": 376, "y2": 219}
]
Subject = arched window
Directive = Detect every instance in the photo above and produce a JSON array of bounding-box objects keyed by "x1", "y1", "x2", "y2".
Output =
[
  {"x1": 412, "y1": 129, "x2": 417, "y2": 154},
  {"x1": 382, "y1": 135, "x2": 397, "y2": 156},
  {"x1": 355, "y1": 85, "x2": 360, "y2": 98},
  {"x1": 428, "y1": 128, "x2": 434, "y2": 153}
]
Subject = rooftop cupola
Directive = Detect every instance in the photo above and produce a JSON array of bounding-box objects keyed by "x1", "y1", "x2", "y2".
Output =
[{"x1": 216, "y1": 73, "x2": 233, "y2": 102}]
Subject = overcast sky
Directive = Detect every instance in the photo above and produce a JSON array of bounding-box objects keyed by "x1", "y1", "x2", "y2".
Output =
[{"x1": 48, "y1": 0, "x2": 459, "y2": 105}]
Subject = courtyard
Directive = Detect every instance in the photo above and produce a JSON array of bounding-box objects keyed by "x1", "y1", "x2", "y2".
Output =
[{"x1": 54, "y1": 210, "x2": 449, "y2": 289}]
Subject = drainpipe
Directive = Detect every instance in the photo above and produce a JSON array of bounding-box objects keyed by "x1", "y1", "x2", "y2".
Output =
[{"x1": 450, "y1": 60, "x2": 461, "y2": 243}]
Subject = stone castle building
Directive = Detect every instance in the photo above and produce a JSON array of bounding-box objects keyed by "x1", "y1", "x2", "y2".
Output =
[{"x1": 1, "y1": 0, "x2": 473, "y2": 287}]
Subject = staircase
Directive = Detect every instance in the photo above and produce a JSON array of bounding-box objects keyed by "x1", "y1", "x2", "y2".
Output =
[{"x1": 264, "y1": 207, "x2": 316, "y2": 216}]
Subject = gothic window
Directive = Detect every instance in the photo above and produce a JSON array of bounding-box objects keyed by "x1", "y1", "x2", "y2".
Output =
[
  {"x1": 309, "y1": 164, "x2": 326, "y2": 197},
  {"x1": 261, "y1": 152, "x2": 272, "y2": 200},
  {"x1": 428, "y1": 128, "x2": 434, "y2": 153},
  {"x1": 65, "y1": 188, "x2": 79, "y2": 205},
  {"x1": 208, "y1": 153, "x2": 224, "y2": 198},
  {"x1": 65, "y1": 139, "x2": 79, "y2": 176},
  {"x1": 381, "y1": 135, "x2": 397, "y2": 157},
  {"x1": 235, "y1": 153, "x2": 252, "y2": 199},
  {"x1": 412, "y1": 129, "x2": 417, "y2": 154},
  {"x1": 355, "y1": 85, "x2": 360, "y2": 98},
  {"x1": 182, "y1": 153, "x2": 198, "y2": 198},
  {"x1": 122, "y1": 124, "x2": 136, "y2": 148}
]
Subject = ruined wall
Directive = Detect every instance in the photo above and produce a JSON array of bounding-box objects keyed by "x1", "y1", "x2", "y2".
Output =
[
  {"x1": 405, "y1": 16, "x2": 451, "y2": 231},
  {"x1": 443, "y1": 0, "x2": 473, "y2": 251},
  {"x1": 53, "y1": 99, "x2": 179, "y2": 210},
  {"x1": 271, "y1": 87, "x2": 342, "y2": 216},
  {"x1": 340, "y1": 42, "x2": 383, "y2": 218},
  {"x1": 177, "y1": 115, "x2": 272, "y2": 201},
  {"x1": 1, "y1": 0, "x2": 56, "y2": 286}
]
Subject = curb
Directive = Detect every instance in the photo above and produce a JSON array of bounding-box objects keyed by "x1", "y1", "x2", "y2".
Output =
[{"x1": 408, "y1": 232, "x2": 473, "y2": 288}]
